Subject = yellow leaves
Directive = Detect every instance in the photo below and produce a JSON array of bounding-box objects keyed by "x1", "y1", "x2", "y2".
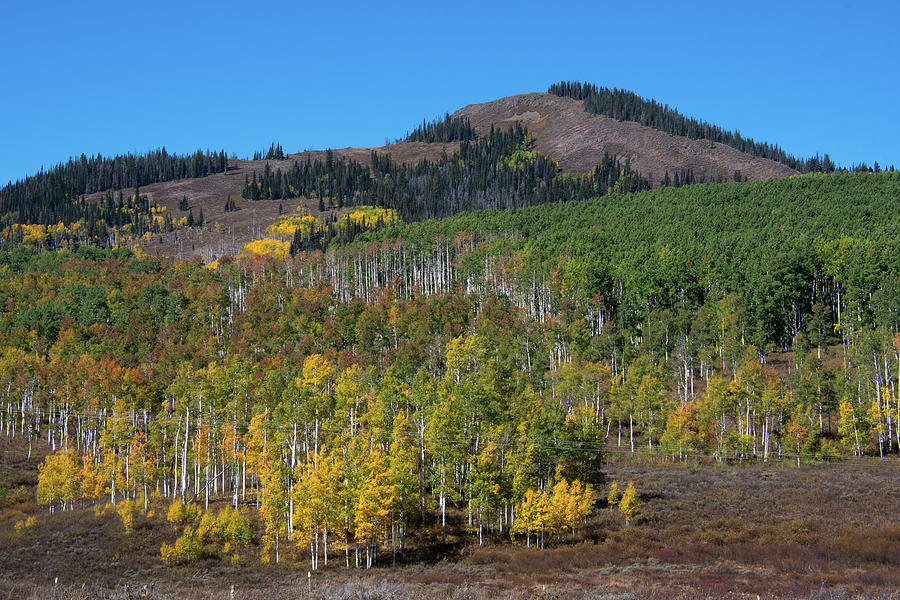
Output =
[
  {"x1": 512, "y1": 477, "x2": 594, "y2": 546},
  {"x1": 301, "y1": 353, "x2": 335, "y2": 391},
  {"x1": 159, "y1": 542, "x2": 180, "y2": 565},
  {"x1": 21, "y1": 224, "x2": 47, "y2": 244},
  {"x1": 268, "y1": 213, "x2": 319, "y2": 238},
  {"x1": 167, "y1": 498, "x2": 200, "y2": 527},
  {"x1": 505, "y1": 147, "x2": 537, "y2": 171},
  {"x1": 241, "y1": 238, "x2": 290, "y2": 259},
  {"x1": 339, "y1": 206, "x2": 399, "y2": 229},
  {"x1": 293, "y1": 446, "x2": 343, "y2": 548},
  {"x1": 162, "y1": 506, "x2": 251, "y2": 566},
  {"x1": 36, "y1": 448, "x2": 81, "y2": 508},
  {"x1": 14, "y1": 516, "x2": 36, "y2": 535},
  {"x1": 660, "y1": 400, "x2": 701, "y2": 452},
  {"x1": 266, "y1": 205, "x2": 399, "y2": 241},
  {"x1": 116, "y1": 499, "x2": 136, "y2": 532},
  {"x1": 619, "y1": 481, "x2": 639, "y2": 525},
  {"x1": 510, "y1": 488, "x2": 549, "y2": 544},
  {"x1": 160, "y1": 526, "x2": 203, "y2": 565},
  {"x1": 547, "y1": 477, "x2": 593, "y2": 537},
  {"x1": 353, "y1": 446, "x2": 395, "y2": 546},
  {"x1": 607, "y1": 481, "x2": 621, "y2": 506},
  {"x1": 445, "y1": 334, "x2": 480, "y2": 380},
  {"x1": 871, "y1": 389, "x2": 899, "y2": 435}
]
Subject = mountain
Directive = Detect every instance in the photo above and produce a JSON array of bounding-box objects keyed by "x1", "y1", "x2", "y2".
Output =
[
  {"x1": 1, "y1": 85, "x2": 820, "y2": 260},
  {"x1": 453, "y1": 92, "x2": 797, "y2": 184}
]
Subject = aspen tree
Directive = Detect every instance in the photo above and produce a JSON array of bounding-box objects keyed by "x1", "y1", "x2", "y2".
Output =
[
  {"x1": 469, "y1": 439, "x2": 503, "y2": 545},
  {"x1": 353, "y1": 445, "x2": 394, "y2": 568},
  {"x1": 511, "y1": 488, "x2": 549, "y2": 548},
  {"x1": 294, "y1": 446, "x2": 342, "y2": 569},
  {"x1": 388, "y1": 413, "x2": 417, "y2": 554},
  {"x1": 36, "y1": 448, "x2": 80, "y2": 512},
  {"x1": 618, "y1": 481, "x2": 639, "y2": 525},
  {"x1": 607, "y1": 481, "x2": 621, "y2": 506},
  {"x1": 80, "y1": 453, "x2": 108, "y2": 505},
  {"x1": 785, "y1": 407, "x2": 811, "y2": 467},
  {"x1": 246, "y1": 411, "x2": 290, "y2": 563},
  {"x1": 425, "y1": 394, "x2": 464, "y2": 543}
]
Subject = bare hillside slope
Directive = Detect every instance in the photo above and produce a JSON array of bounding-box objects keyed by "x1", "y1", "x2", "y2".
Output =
[{"x1": 454, "y1": 92, "x2": 797, "y2": 183}]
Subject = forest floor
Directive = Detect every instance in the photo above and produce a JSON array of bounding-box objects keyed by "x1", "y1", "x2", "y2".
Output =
[{"x1": 1, "y1": 438, "x2": 898, "y2": 600}]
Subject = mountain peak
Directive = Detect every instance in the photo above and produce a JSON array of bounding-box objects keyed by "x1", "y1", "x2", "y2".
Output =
[{"x1": 454, "y1": 92, "x2": 796, "y2": 184}]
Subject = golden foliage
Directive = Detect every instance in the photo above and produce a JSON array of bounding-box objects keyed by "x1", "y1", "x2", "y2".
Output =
[
  {"x1": 14, "y1": 516, "x2": 36, "y2": 534},
  {"x1": 339, "y1": 206, "x2": 399, "y2": 229},
  {"x1": 619, "y1": 481, "x2": 639, "y2": 525},
  {"x1": 241, "y1": 238, "x2": 291, "y2": 258},
  {"x1": 116, "y1": 498, "x2": 136, "y2": 532},
  {"x1": 268, "y1": 213, "x2": 318, "y2": 238}
]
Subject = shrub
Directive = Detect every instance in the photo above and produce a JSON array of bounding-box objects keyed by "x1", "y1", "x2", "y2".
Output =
[
  {"x1": 166, "y1": 498, "x2": 200, "y2": 526},
  {"x1": 13, "y1": 515, "x2": 36, "y2": 534},
  {"x1": 116, "y1": 499, "x2": 136, "y2": 532}
]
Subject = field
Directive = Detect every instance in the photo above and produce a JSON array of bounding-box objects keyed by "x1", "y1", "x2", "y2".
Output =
[{"x1": 2, "y1": 437, "x2": 897, "y2": 600}]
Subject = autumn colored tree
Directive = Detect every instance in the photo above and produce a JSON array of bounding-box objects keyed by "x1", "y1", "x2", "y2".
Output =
[
  {"x1": 619, "y1": 481, "x2": 639, "y2": 525},
  {"x1": 37, "y1": 448, "x2": 80, "y2": 512},
  {"x1": 353, "y1": 445, "x2": 395, "y2": 568}
]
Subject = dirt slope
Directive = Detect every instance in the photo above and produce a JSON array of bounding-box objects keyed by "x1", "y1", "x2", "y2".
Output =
[{"x1": 453, "y1": 92, "x2": 797, "y2": 183}]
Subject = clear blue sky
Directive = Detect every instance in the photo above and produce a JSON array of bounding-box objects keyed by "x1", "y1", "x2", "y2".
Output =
[{"x1": 2, "y1": 0, "x2": 898, "y2": 184}]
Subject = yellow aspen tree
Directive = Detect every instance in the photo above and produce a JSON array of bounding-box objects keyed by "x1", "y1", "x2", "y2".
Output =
[
  {"x1": 129, "y1": 432, "x2": 155, "y2": 512},
  {"x1": 98, "y1": 408, "x2": 130, "y2": 506},
  {"x1": 37, "y1": 448, "x2": 80, "y2": 512},
  {"x1": 294, "y1": 446, "x2": 343, "y2": 570},
  {"x1": 548, "y1": 477, "x2": 571, "y2": 542},
  {"x1": 785, "y1": 406, "x2": 811, "y2": 467},
  {"x1": 300, "y1": 353, "x2": 336, "y2": 456},
  {"x1": 426, "y1": 394, "x2": 465, "y2": 543},
  {"x1": 869, "y1": 390, "x2": 897, "y2": 457},
  {"x1": 353, "y1": 445, "x2": 394, "y2": 568},
  {"x1": 245, "y1": 410, "x2": 290, "y2": 563},
  {"x1": 469, "y1": 439, "x2": 502, "y2": 545},
  {"x1": 619, "y1": 481, "x2": 639, "y2": 525},
  {"x1": 566, "y1": 479, "x2": 594, "y2": 539},
  {"x1": 339, "y1": 434, "x2": 368, "y2": 569},
  {"x1": 80, "y1": 451, "x2": 108, "y2": 505},
  {"x1": 99, "y1": 444, "x2": 124, "y2": 506},
  {"x1": 607, "y1": 481, "x2": 621, "y2": 506},
  {"x1": 511, "y1": 488, "x2": 549, "y2": 548},
  {"x1": 660, "y1": 400, "x2": 700, "y2": 460},
  {"x1": 388, "y1": 413, "x2": 417, "y2": 554}
]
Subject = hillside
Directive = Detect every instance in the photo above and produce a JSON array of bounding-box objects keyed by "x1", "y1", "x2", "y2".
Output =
[
  {"x1": 74, "y1": 141, "x2": 460, "y2": 261},
  {"x1": 2, "y1": 172, "x2": 900, "y2": 598},
  {"x1": 1, "y1": 84, "x2": 819, "y2": 263},
  {"x1": 453, "y1": 92, "x2": 797, "y2": 183}
]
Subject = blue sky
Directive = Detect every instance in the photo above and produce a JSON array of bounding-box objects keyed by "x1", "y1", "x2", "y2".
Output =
[{"x1": 2, "y1": 0, "x2": 898, "y2": 184}]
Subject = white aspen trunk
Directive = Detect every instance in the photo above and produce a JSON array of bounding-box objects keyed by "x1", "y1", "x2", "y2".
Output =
[{"x1": 181, "y1": 408, "x2": 189, "y2": 501}]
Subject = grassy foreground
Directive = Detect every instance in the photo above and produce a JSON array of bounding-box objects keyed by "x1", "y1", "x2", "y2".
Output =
[{"x1": 1, "y1": 437, "x2": 898, "y2": 600}]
